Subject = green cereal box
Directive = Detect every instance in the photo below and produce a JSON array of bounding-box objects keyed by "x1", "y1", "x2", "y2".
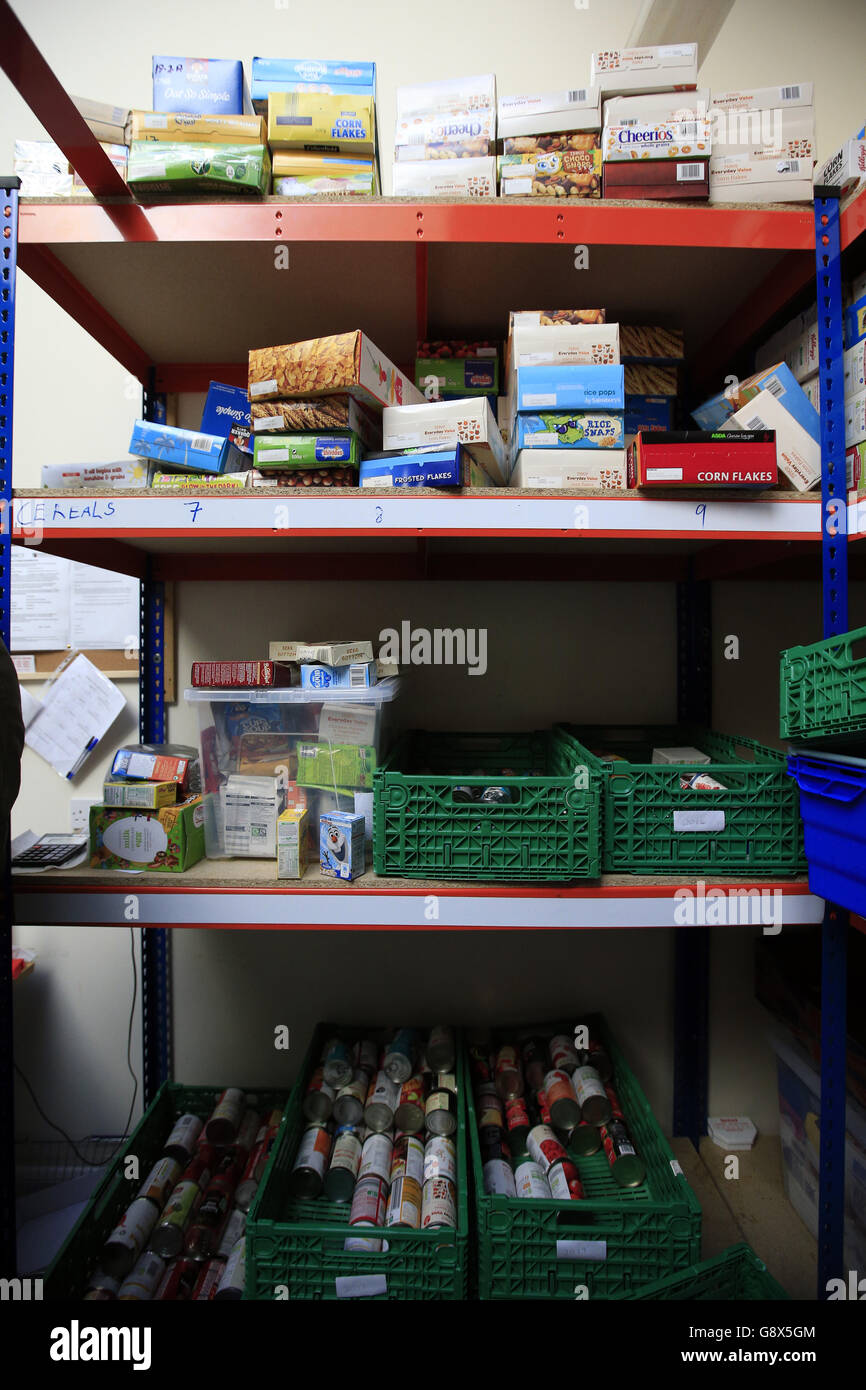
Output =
[
  {"x1": 127, "y1": 142, "x2": 271, "y2": 195},
  {"x1": 252, "y1": 432, "x2": 361, "y2": 470},
  {"x1": 89, "y1": 797, "x2": 205, "y2": 872}
]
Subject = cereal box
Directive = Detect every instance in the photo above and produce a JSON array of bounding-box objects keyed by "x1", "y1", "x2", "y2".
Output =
[
  {"x1": 391, "y1": 157, "x2": 496, "y2": 198},
  {"x1": 89, "y1": 798, "x2": 205, "y2": 872},
  {"x1": 709, "y1": 84, "x2": 814, "y2": 112},
  {"x1": 129, "y1": 420, "x2": 248, "y2": 475},
  {"x1": 152, "y1": 57, "x2": 247, "y2": 116},
  {"x1": 103, "y1": 779, "x2": 178, "y2": 809},
  {"x1": 591, "y1": 44, "x2": 698, "y2": 97},
  {"x1": 511, "y1": 450, "x2": 628, "y2": 489},
  {"x1": 320, "y1": 810, "x2": 366, "y2": 880},
  {"x1": 201, "y1": 381, "x2": 252, "y2": 453},
  {"x1": 359, "y1": 444, "x2": 495, "y2": 489},
  {"x1": 252, "y1": 433, "x2": 361, "y2": 470},
  {"x1": 251, "y1": 57, "x2": 376, "y2": 113},
  {"x1": 251, "y1": 395, "x2": 380, "y2": 450},
  {"x1": 511, "y1": 322, "x2": 620, "y2": 367},
  {"x1": 620, "y1": 326, "x2": 684, "y2": 361},
  {"x1": 127, "y1": 142, "x2": 270, "y2": 195},
  {"x1": 498, "y1": 88, "x2": 600, "y2": 140},
  {"x1": 510, "y1": 310, "x2": 606, "y2": 327},
  {"x1": 499, "y1": 148, "x2": 602, "y2": 197},
  {"x1": 514, "y1": 364, "x2": 625, "y2": 412},
  {"x1": 502, "y1": 132, "x2": 600, "y2": 156},
  {"x1": 624, "y1": 364, "x2": 678, "y2": 395},
  {"x1": 277, "y1": 806, "x2": 307, "y2": 879},
  {"x1": 724, "y1": 390, "x2": 820, "y2": 491},
  {"x1": 268, "y1": 92, "x2": 375, "y2": 153},
  {"x1": 248, "y1": 332, "x2": 423, "y2": 411},
  {"x1": 382, "y1": 397, "x2": 508, "y2": 485},
  {"x1": 129, "y1": 112, "x2": 265, "y2": 143},
  {"x1": 603, "y1": 90, "x2": 710, "y2": 126},
  {"x1": 602, "y1": 120, "x2": 711, "y2": 161},
  {"x1": 814, "y1": 138, "x2": 866, "y2": 198},
  {"x1": 415, "y1": 356, "x2": 499, "y2": 397},
  {"x1": 513, "y1": 412, "x2": 624, "y2": 450},
  {"x1": 394, "y1": 137, "x2": 492, "y2": 161},
  {"x1": 395, "y1": 74, "x2": 496, "y2": 145},
  {"x1": 71, "y1": 96, "x2": 130, "y2": 144}
]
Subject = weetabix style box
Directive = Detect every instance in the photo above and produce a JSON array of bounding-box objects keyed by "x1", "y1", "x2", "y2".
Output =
[{"x1": 248, "y1": 332, "x2": 423, "y2": 411}]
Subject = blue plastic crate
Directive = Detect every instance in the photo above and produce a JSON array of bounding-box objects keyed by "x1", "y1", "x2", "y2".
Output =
[{"x1": 787, "y1": 752, "x2": 866, "y2": 915}]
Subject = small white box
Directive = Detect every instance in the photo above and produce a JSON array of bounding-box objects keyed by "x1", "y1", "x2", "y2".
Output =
[
  {"x1": 814, "y1": 138, "x2": 866, "y2": 198},
  {"x1": 845, "y1": 341, "x2": 866, "y2": 399},
  {"x1": 710, "y1": 109, "x2": 814, "y2": 162},
  {"x1": 652, "y1": 746, "x2": 711, "y2": 765},
  {"x1": 725, "y1": 388, "x2": 820, "y2": 491},
  {"x1": 395, "y1": 73, "x2": 496, "y2": 121},
  {"x1": 511, "y1": 322, "x2": 620, "y2": 368},
  {"x1": 498, "y1": 87, "x2": 601, "y2": 139},
  {"x1": 41, "y1": 460, "x2": 153, "y2": 489},
  {"x1": 709, "y1": 153, "x2": 812, "y2": 192},
  {"x1": 846, "y1": 388, "x2": 866, "y2": 449},
  {"x1": 391, "y1": 156, "x2": 496, "y2": 198},
  {"x1": 709, "y1": 177, "x2": 814, "y2": 205},
  {"x1": 591, "y1": 43, "x2": 698, "y2": 98},
  {"x1": 802, "y1": 374, "x2": 821, "y2": 412},
  {"x1": 510, "y1": 449, "x2": 627, "y2": 490},
  {"x1": 382, "y1": 396, "x2": 509, "y2": 486},
  {"x1": 603, "y1": 89, "x2": 710, "y2": 126}
]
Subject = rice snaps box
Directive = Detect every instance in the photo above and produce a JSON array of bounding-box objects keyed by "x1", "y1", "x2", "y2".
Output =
[{"x1": 513, "y1": 411, "x2": 624, "y2": 450}]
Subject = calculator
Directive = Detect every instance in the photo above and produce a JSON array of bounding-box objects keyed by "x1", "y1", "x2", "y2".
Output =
[{"x1": 12, "y1": 837, "x2": 88, "y2": 869}]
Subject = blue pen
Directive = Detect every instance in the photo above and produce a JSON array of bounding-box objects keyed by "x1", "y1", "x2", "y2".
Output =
[{"x1": 67, "y1": 737, "x2": 99, "y2": 780}]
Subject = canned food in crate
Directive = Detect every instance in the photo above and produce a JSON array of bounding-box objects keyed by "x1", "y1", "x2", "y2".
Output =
[
  {"x1": 520, "y1": 1035, "x2": 549, "y2": 1092},
  {"x1": 303, "y1": 1067, "x2": 335, "y2": 1121},
  {"x1": 232, "y1": 1108, "x2": 261, "y2": 1160},
  {"x1": 476, "y1": 1081, "x2": 504, "y2": 1129},
  {"x1": 421, "y1": 1176, "x2": 457, "y2": 1229},
  {"x1": 479, "y1": 1126, "x2": 507, "y2": 1163},
  {"x1": 480, "y1": 785, "x2": 512, "y2": 803},
  {"x1": 535, "y1": 1087, "x2": 553, "y2": 1126},
  {"x1": 390, "y1": 1132, "x2": 425, "y2": 1187},
  {"x1": 84, "y1": 1269, "x2": 121, "y2": 1298},
  {"x1": 601, "y1": 1116, "x2": 646, "y2": 1188},
  {"x1": 193, "y1": 1258, "x2": 225, "y2": 1301},
  {"x1": 155, "y1": 1257, "x2": 200, "y2": 1301},
  {"x1": 426, "y1": 1073, "x2": 458, "y2": 1136},
  {"x1": 254, "y1": 1108, "x2": 283, "y2": 1179},
  {"x1": 322, "y1": 1036, "x2": 353, "y2": 1089},
  {"x1": 424, "y1": 1134, "x2": 456, "y2": 1185},
  {"x1": 184, "y1": 1222, "x2": 217, "y2": 1261},
  {"x1": 582, "y1": 1037, "x2": 613, "y2": 1083},
  {"x1": 137, "y1": 1155, "x2": 182, "y2": 1210},
  {"x1": 452, "y1": 785, "x2": 477, "y2": 803},
  {"x1": 354, "y1": 1037, "x2": 379, "y2": 1076},
  {"x1": 483, "y1": 1157, "x2": 517, "y2": 1197},
  {"x1": 505, "y1": 1095, "x2": 530, "y2": 1156},
  {"x1": 196, "y1": 1152, "x2": 243, "y2": 1229},
  {"x1": 324, "y1": 1125, "x2": 363, "y2": 1202},
  {"x1": 83, "y1": 1287, "x2": 116, "y2": 1300},
  {"x1": 495, "y1": 1044, "x2": 524, "y2": 1100},
  {"x1": 102, "y1": 1196, "x2": 160, "y2": 1277},
  {"x1": 543, "y1": 1069, "x2": 580, "y2": 1130},
  {"x1": 386, "y1": 1174, "x2": 422, "y2": 1228},
  {"x1": 163, "y1": 1112, "x2": 203, "y2": 1163},
  {"x1": 151, "y1": 1157, "x2": 211, "y2": 1259},
  {"x1": 383, "y1": 1029, "x2": 417, "y2": 1084},
  {"x1": 550, "y1": 1034, "x2": 580, "y2": 1074},
  {"x1": 568, "y1": 1121, "x2": 603, "y2": 1156},
  {"x1": 333, "y1": 1069, "x2": 369, "y2": 1127},
  {"x1": 358, "y1": 1129, "x2": 393, "y2": 1185},
  {"x1": 425, "y1": 1024, "x2": 455, "y2": 1072},
  {"x1": 216, "y1": 1207, "x2": 246, "y2": 1260},
  {"x1": 289, "y1": 1121, "x2": 332, "y2": 1198},
  {"x1": 214, "y1": 1237, "x2": 245, "y2": 1300},
  {"x1": 348, "y1": 1174, "x2": 389, "y2": 1228},
  {"x1": 468, "y1": 1042, "x2": 494, "y2": 1086},
  {"x1": 204, "y1": 1088, "x2": 245, "y2": 1145},
  {"x1": 548, "y1": 1158, "x2": 584, "y2": 1201},
  {"x1": 605, "y1": 1083, "x2": 624, "y2": 1118},
  {"x1": 117, "y1": 1251, "x2": 166, "y2": 1301},
  {"x1": 573, "y1": 1065, "x2": 611, "y2": 1125},
  {"x1": 513, "y1": 1158, "x2": 551, "y2": 1200},
  {"x1": 527, "y1": 1124, "x2": 569, "y2": 1174},
  {"x1": 364, "y1": 1070, "x2": 400, "y2": 1132},
  {"x1": 394, "y1": 1073, "x2": 427, "y2": 1133}
]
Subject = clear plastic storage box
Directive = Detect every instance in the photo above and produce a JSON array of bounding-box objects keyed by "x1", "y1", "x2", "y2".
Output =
[{"x1": 184, "y1": 678, "x2": 400, "y2": 860}]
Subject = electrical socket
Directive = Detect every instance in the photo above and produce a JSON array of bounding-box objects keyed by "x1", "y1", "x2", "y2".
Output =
[{"x1": 70, "y1": 799, "x2": 100, "y2": 835}]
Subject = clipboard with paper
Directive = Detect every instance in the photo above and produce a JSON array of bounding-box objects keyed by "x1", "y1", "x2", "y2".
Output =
[{"x1": 24, "y1": 652, "x2": 127, "y2": 779}]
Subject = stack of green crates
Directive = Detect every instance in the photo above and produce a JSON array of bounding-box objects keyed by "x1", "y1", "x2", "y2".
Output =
[
  {"x1": 610, "y1": 1242, "x2": 790, "y2": 1300},
  {"x1": 373, "y1": 729, "x2": 601, "y2": 881},
  {"x1": 780, "y1": 624, "x2": 866, "y2": 742},
  {"x1": 246, "y1": 1023, "x2": 469, "y2": 1300},
  {"x1": 467, "y1": 1015, "x2": 702, "y2": 1299}
]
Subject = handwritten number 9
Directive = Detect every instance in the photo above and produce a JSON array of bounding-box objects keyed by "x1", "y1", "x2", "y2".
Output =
[{"x1": 696, "y1": 504, "x2": 707, "y2": 528}]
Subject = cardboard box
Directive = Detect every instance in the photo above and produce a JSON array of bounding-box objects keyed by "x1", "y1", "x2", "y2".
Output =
[
  {"x1": 41, "y1": 460, "x2": 154, "y2": 489},
  {"x1": 320, "y1": 810, "x2": 366, "y2": 880},
  {"x1": 272, "y1": 171, "x2": 376, "y2": 196},
  {"x1": 103, "y1": 778, "x2": 177, "y2": 809},
  {"x1": 127, "y1": 142, "x2": 270, "y2": 195},
  {"x1": 416, "y1": 357, "x2": 499, "y2": 396},
  {"x1": 846, "y1": 389, "x2": 866, "y2": 449},
  {"x1": 846, "y1": 342, "x2": 866, "y2": 399},
  {"x1": 391, "y1": 157, "x2": 496, "y2": 198},
  {"x1": 250, "y1": 395, "x2": 380, "y2": 451},
  {"x1": 709, "y1": 152, "x2": 812, "y2": 193},
  {"x1": 511, "y1": 450, "x2": 628, "y2": 489},
  {"x1": 845, "y1": 295, "x2": 866, "y2": 349},
  {"x1": 14, "y1": 141, "x2": 74, "y2": 197},
  {"x1": 110, "y1": 745, "x2": 198, "y2": 789},
  {"x1": 152, "y1": 472, "x2": 251, "y2": 490},
  {"x1": 602, "y1": 119, "x2": 711, "y2": 162},
  {"x1": 510, "y1": 310, "x2": 606, "y2": 327},
  {"x1": 709, "y1": 176, "x2": 813, "y2": 204},
  {"x1": 269, "y1": 640, "x2": 374, "y2": 666},
  {"x1": 497, "y1": 88, "x2": 601, "y2": 139},
  {"x1": 70, "y1": 144, "x2": 127, "y2": 193},
  {"x1": 710, "y1": 109, "x2": 814, "y2": 163},
  {"x1": 382, "y1": 397, "x2": 508, "y2": 486},
  {"x1": 272, "y1": 150, "x2": 374, "y2": 176},
  {"x1": 710, "y1": 84, "x2": 814, "y2": 112},
  {"x1": 251, "y1": 57, "x2": 376, "y2": 112},
  {"x1": 253, "y1": 433, "x2": 361, "y2": 470},
  {"x1": 603, "y1": 158, "x2": 708, "y2": 199},
  {"x1": 300, "y1": 662, "x2": 377, "y2": 691},
  {"x1": 360, "y1": 444, "x2": 495, "y2": 489},
  {"x1": 653, "y1": 746, "x2": 711, "y2": 764},
  {"x1": 89, "y1": 798, "x2": 204, "y2": 872},
  {"x1": 502, "y1": 133, "x2": 600, "y2": 157},
  {"x1": 277, "y1": 806, "x2": 308, "y2": 879},
  {"x1": 500, "y1": 148, "x2": 601, "y2": 197},
  {"x1": 268, "y1": 92, "x2": 375, "y2": 154},
  {"x1": 625, "y1": 394, "x2": 672, "y2": 434},
  {"x1": 802, "y1": 375, "x2": 821, "y2": 412},
  {"x1": 152, "y1": 57, "x2": 247, "y2": 116},
  {"x1": 513, "y1": 412, "x2": 624, "y2": 450},
  {"x1": 628, "y1": 430, "x2": 778, "y2": 488},
  {"x1": 298, "y1": 741, "x2": 377, "y2": 788},
  {"x1": 591, "y1": 44, "x2": 698, "y2": 97},
  {"x1": 201, "y1": 381, "x2": 252, "y2": 453},
  {"x1": 511, "y1": 322, "x2": 620, "y2": 367},
  {"x1": 248, "y1": 332, "x2": 423, "y2": 411},
  {"x1": 724, "y1": 390, "x2": 820, "y2": 491},
  {"x1": 222, "y1": 774, "x2": 286, "y2": 857},
  {"x1": 815, "y1": 138, "x2": 866, "y2": 197},
  {"x1": 692, "y1": 362, "x2": 820, "y2": 438},
  {"x1": 395, "y1": 73, "x2": 495, "y2": 129},
  {"x1": 624, "y1": 364, "x2": 678, "y2": 395},
  {"x1": 129, "y1": 420, "x2": 248, "y2": 475},
  {"x1": 603, "y1": 90, "x2": 709, "y2": 126},
  {"x1": 71, "y1": 96, "x2": 130, "y2": 144},
  {"x1": 620, "y1": 326, "x2": 683, "y2": 362},
  {"x1": 847, "y1": 442, "x2": 865, "y2": 490},
  {"x1": 394, "y1": 134, "x2": 492, "y2": 160},
  {"x1": 515, "y1": 364, "x2": 625, "y2": 412},
  {"x1": 190, "y1": 660, "x2": 299, "y2": 688},
  {"x1": 129, "y1": 112, "x2": 265, "y2": 144}
]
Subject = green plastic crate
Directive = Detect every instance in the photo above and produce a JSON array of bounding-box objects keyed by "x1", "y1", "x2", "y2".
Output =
[
  {"x1": 781, "y1": 625, "x2": 866, "y2": 743},
  {"x1": 44, "y1": 1082, "x2": 287, "y2": 1300},
  {"x1": 373, "y1": 729, "x2": 601, "y2": 881},
  {"x1": 610, "y1": 1242, "x2": 790, "y2": 1300},
  {"x1": 560, "y1": 725, "x2": 805, "y2": 876},
  {"x1": 469, "y1": 1016, "x2": 702, "y2": 1299},
  {"x1": 246, "y1": 1024, "x2": 469, "y2": 1300}
]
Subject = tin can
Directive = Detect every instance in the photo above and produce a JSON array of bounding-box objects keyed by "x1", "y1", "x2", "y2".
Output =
[
  {"x1": 151, "y1": 1157, "x2": 211, "y2": 1259},
  {"x1": 383, "y1": 1029, "x2": 416, "y2": 1084},
  {"x1": 232, "y1": 1107, "x2": 261, "y2": 1159},
  {"x1": 83, "y1": 1287, "x2": 115, "y2": 1300},
  {"x1": 343, "y1": 1230, "x2": 388, "y2": 1253},
  {"x1": 601, "y1": 1117, "x2": 646, "y2": 1188},
  {"x1": 482, "y1": 1158, "x2": 517, "y2": 1197},
  {"x1": 195, "y1": 1140, "x2": 219, "y2": 1171},
  {"x1": 304, "y1": 1066, "x2": 335, "y2": 1122},
  {"x1": 421, "y1": 1176, "x2": 457, "y2": 1229},
  {"x1": 184, "y1": 1221, "x2": 216, "y2": 1262},
  {"x1": 155, "y1": 1257, "x2": 199, "y2": 1301},
  {"x1": 354, "y1": 1037, "x2": 379, "y2": 1077},
  {"x1": 197, "y1": 1153, "x2": 242, "y2": 1229},
  {"x1": 204, "y1": 1088, "x2": 245, "y2": 1145},
  {"x1": 550, "y1": 1034, "x2": 580, "y2": 1074},
  {"x1": 520, "y1": 1036, "x2": 549, "y2": 1093},
  {"x1": 163, "y1": 1112, "x2": 203, "y2": 1163},
  {"x1": 582, "y1": 1037, "x2": 613, "y2": 1083},
  {"x1": 476, "y1": 1082, "x2": 504, "y2": 1129},
  {"x1": 527, "y1": 1124, "x2": 569, "y2": 1175},
  {"x1": 348, "y1": 1174, "x2": 389, "y2": 1228},
  {"x1": 324, "y1": 1125, "x2": 363, "y2": 1203},
  {"x1": 572, "y1": 1065, "x2": 611, "y2": 1125},
  {"x1": 214, "y1": 1236, "x2": 245, "y2": 1300},
  {"x1": 495, "y1": 1044, "x2": 524, "y2": 1101},
  {"x1": 605, "y1": 1084, "x2": 624, "y2": 1119},
  {"x1": 543, "y1": 1069, "x2": 580, "y2": 1130},
  {"x1": 216, "y1": 1206, "x2": 247, "y2": 1260},
  {"x1": 192, "y1": 1258, "x2": 225, "y2": 1302},
  {"x1": 322, "y1": 1036, "x2": 353, "y2": 1089},
  {"x1": 426, "y1": 1074, "x2": 458, "y2": 1136},
  {"x1": 118, "y1": 1250, "x2": 166, "y2": 1300},
  {"x1": 505, "y1": 1095, "x2": 531, "y2": 1156},
  {"x1": 425, "y1": 1025, "x2": 455, "y2": 1072},
  {"x1": 536, "y1": 1088, "x2": 553, "y2": 1126},
  {"x1": 423, "y1": 1134, "x2": 457, "y2": 1185},
  {"x1": 386, "y1": 1174, "x2": 422, "y2": 1228},
  {"x1": 452, "y1": 785, "x2": 477, "y2": 803},
  {"x1": 84, "y1": 1269, "x2": 121, "y2": 1298},
  {"x1": 568, "y1": 1121, "x2": 603, "y2": 1157},
  {"x1": 480, "y1": 785, "x2": 512, "y2": 803},
  {"x1": 394, "y1": 1073, "x2": 427, "y2": 1133},
  {"x1": 468, "y1": 1041, "x2": 494, "y2": 1087},
  {"x1": 364, "y1": 1070, "x2": 400, "y2": 1132},
  {"x1": 389, "y1": 1131, "x2": 422, "y2": 1182},
  {"x1": 479, "y1": 1126, "x2": 507, "y2": 1163},
  {"x1": 513, "y1": 1158, "x2": 551, "y2": 1200},
  {"x1": 358, "y1": 1129, "x2": 393, "y2": 1185},
  {"x1": 102, "y1": 1196, "x2": 160, "y2": 1277},
  {"x1": 254, "y1": 1108, "x2": 283, "y2": 1179},
  {"x1": 235, "y1": 1139, "x2": 264, "y2": 1212},
  {"x1": 548, "y1": 1158, "x2": 584, "y2": 1201},
  {"x1": 289, "y1": 1122, "x2": 332, "y2": 1198},
  {"x1": 333, "y1": 1069, "x2": 369, "y2": 1127},
  {"x1": 137, "y1": 1155, "x2": 182, "y2": 1210}
]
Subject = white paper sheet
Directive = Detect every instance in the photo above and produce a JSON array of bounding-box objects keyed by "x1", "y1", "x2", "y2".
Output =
[
  {"x1": 70, "y1": 567, "x2": 140, "y2": 651},
  {"x1": 10, "y1": 549, "x2": 70, "y2": 650},
  {"x1": 18, "y1": 685, "x2": 43, "y2": 730},
  {"x1": 11, "y1": 550, "x2": 140, "y2": 653},
  {"x1": 24, "y1": 654, "x2": 127, "y2": 779}
]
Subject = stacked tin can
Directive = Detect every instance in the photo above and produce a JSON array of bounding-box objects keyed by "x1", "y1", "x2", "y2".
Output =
[
  {"x1": 290, "y1": 1026, "x2": 460, "y2": 1248},
  {"x1": 82, "y1": 1089, "x2": 284, "y2": 1301},
  {"x1": 470, "y1": 1025, "x2": 645, "y2": 1200}
]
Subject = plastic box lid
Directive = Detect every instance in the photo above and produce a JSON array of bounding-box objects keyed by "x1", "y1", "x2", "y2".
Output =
[{"x1": 183, "y1": 676, "x2": 401, "y2": 705}]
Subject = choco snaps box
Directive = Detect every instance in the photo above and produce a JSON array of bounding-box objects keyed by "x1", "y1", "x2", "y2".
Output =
[
  {"x1": 89, "y1": 798, "x2": 205, "y2": 872},
  {"x1": 152, "y1": 57, "x2": 247, "y2": 116}
]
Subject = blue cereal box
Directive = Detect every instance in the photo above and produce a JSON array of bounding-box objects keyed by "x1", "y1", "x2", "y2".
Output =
[
  {"x1": 513, "y1": 411, "x2": 624, "y2": 450},
  {"x1": 359, "y1": 443, "x2": 496, "y2": 488},
  {"x1": 692, "y1": 362, "x2": 820, "y2": 440},
  {"x1": 845, "y1": 294, "x2": 866, "y2": 349},
  {"x1": 514, "y1": 364, "x2": 625, "y2": 412},
  {"x1": 200, "y1": 381, "x2": 253, "y2": 454},
  {"x1": 251, "y1": 58, "x2": 376, "y2": 113},
  {"x1": 624, "y1": 394, "x2": 672, "y2": 435},
  {"x1": 129, "y1": 420, "x2": 248, "y2": 475},
  {"x1": 152, "y1": 57, "x2": 247, "y2": 116},
  {"x1": 320, "y1": 810, "x2": 366, "y2": 880},
  {"x1": 300, "y1": 661, "x2": 378, "y2": 689}
]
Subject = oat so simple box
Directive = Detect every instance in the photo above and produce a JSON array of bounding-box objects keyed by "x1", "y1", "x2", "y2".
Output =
[
  {"x1": 248, "y1": 332, "x2": 423, "y2": 411},
  {"x1": 152, "y1": 57, "x2": 247, "y2": 116}
]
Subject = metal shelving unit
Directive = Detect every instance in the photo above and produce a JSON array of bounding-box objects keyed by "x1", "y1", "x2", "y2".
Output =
[{"x1": 2, "y1": 1, "x2": 864, "y2": 1295}]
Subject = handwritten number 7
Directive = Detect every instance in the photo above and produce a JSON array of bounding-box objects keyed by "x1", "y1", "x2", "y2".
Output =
[{"x1": 185, "y1": 500, "x2": 203, "y2": 524}]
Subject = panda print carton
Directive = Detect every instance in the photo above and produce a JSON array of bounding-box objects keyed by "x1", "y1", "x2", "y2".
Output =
[{"x1": 320, "y1": 811, "x2": 366, "y2": 880}]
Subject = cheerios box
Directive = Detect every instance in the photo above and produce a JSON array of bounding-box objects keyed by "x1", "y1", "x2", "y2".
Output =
[{"x1": 89, "y1": 797, "x2": 205, "y2": 872}]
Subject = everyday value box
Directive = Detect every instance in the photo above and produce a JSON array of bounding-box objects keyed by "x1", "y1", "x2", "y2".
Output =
[
  {"x1": 511, "y1": 322, "x2": 620, "y2": 367},
  {"x1": 497, "y1": 87, "x2": 600, "y2": 140},
  {"x1": 591, "y1": 44, "x2": 698, "y2": 97},
  {"x1": 511, "y1": 450, "x2": 627, "y2": 489},
  {"x1": 152, "y1": 57, "x2": 247, "y2": 116},
  {"x1": 692, "y1": 362, "x2": 820, "y2": 438},
  {"x1": 391, "y1": 156, "x2": 496, "y2": 198},
  {"x1": 89, "y1": 798, "x2": 205, "y2": 872},
  {"x1": 382, "y1": 397, "x2": 509, "y2": 486}
]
